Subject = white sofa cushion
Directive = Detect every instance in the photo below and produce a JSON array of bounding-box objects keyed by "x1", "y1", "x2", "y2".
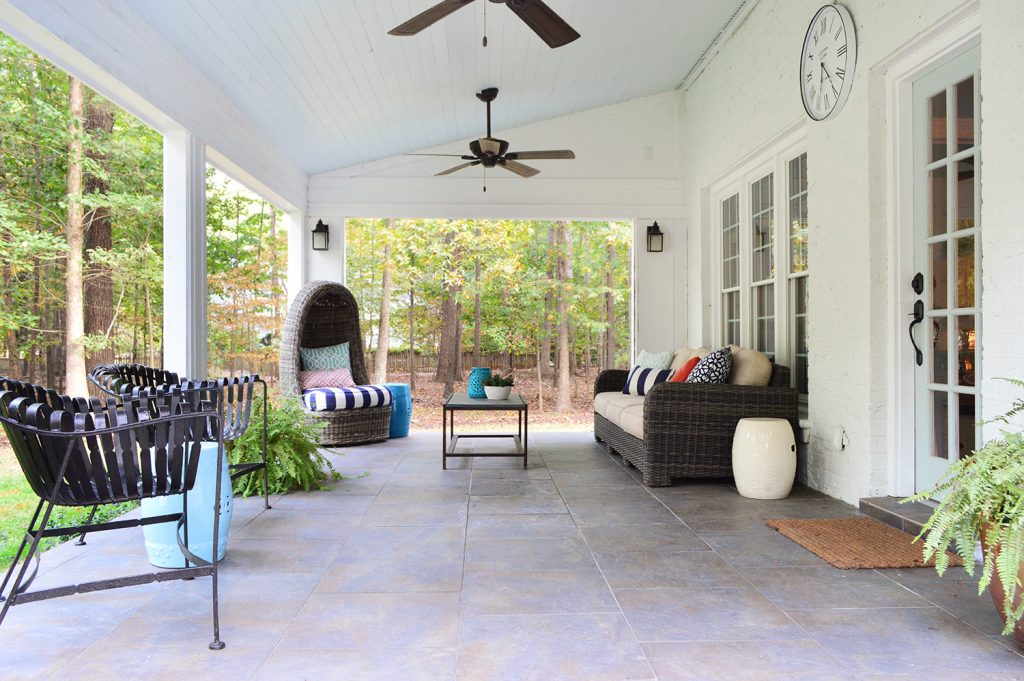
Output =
[
  {"x1": 669, "y1": 346, "x2": 710, "y2": 373},
  {"x1": 618, "y1": 404, "x2": 645, "y2": 439},
  {"x1": 594, "y1": 392, "x2": 645, "y2": 424},
  {"x1": 726, "y1": 345, "x2": 773, "y2": 386}
]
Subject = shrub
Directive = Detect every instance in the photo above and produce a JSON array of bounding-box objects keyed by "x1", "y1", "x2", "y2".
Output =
[{"x1": 227, "y1": 396, "x2": 340, "y2": 496}]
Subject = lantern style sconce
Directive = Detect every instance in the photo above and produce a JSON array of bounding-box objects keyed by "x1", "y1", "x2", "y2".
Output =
[
  {"x1": 311, "y1": 219, "x2": 330, "y2": 251},
  {"x1": 646, "y1": 222, "x2": 664, "y2": 253}
]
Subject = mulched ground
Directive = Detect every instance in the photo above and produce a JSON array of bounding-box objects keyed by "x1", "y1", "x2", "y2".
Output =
[{"x1": 384, "y1": 370, "x2": 596, "y2": 432}]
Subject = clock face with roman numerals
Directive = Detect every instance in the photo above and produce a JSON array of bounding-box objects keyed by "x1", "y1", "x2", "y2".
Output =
[{"x1": 800, "y1": 4, "x2": 857, "y2": 121}]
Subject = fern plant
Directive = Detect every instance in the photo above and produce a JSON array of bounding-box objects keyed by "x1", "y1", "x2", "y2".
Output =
[
  {"x1": 227, "y1": 396, "x2": 340, "y2": 496},
  {"x1": 904, "y1": 378, "x2": 1024, "y2": 634}
]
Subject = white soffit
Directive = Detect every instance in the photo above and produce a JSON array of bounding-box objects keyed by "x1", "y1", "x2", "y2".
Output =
[{"x1": 123, "y1": 0, "x2": 746, "y2": 174}]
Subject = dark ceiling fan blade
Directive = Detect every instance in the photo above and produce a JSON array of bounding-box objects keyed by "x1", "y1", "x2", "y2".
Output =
[
  {"x1": 389, "y1": 0, "x2": 476, "y2": 36},
  {"x1": 406, "y1": 153, "x2": 478, "y2": 159},
  {"x1": 506, "y1": 0, "x2": 580, "y2": 48},
  {"x1": 504, "y1": 149, "x2": 575, "y2": 160},
  {"x1": 435, "y1": 160, "x2": 481, "y2": 176},
  {"x1": 499, "y1": 160, "x2": 540, "y2": 178}
]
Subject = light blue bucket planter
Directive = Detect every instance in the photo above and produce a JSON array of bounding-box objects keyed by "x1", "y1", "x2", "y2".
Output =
[
  {"x1": 140, "y1": 441, "x2": 233, "y2": 568},
  {"x1": 467, "y1": 367, "x2": 491, "y2": 399}
]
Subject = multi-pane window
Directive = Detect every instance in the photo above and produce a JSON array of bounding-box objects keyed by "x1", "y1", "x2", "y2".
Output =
[
  {"x1": 751, "y1": 174, "x2": 775, "y2": 356},
  {"x1": 788, "y1": 153, "x2": 809, "y2": 394},
  {"x1": 721, "y1": 194, "x2": 741, "y2": 345},
  {"x1": 715, "y1": 149, "x2": 809, "y2": 395}
]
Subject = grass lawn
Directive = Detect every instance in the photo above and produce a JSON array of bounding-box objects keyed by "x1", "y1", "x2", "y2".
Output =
[{"x1": 0, "y1": 441, "x2": 137, "y2": 571}]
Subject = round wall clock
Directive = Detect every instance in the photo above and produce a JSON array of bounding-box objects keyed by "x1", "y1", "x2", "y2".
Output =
[{"x1": 800, "y1": 4, "x2": 857, "y2": 121}]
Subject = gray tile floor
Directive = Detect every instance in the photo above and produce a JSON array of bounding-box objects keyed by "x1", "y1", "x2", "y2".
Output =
[{"x1": 1, "y1": 431, "x2": 1022, "y2": 680}]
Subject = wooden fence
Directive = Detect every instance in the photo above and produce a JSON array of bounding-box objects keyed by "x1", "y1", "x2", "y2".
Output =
[{"x1": 367, "y1": 352, "x2": 538, "y2": 375}]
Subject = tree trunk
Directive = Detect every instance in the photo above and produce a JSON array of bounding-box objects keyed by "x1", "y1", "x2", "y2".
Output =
[
  {"x1": 145, "y1": 280, "x2": 155, "y2": 367},
  {"x1": 605, "y1": 241, "x2": 616, "y2": 369},
  {"x1": 373, "y1": 219, "x2": 394, "y2": 383},
  {"x1": 472, "y1": 235, "x2": 482, "y2": 367},
  {"x1": 433, "y1": 226, "x2": 462, "y2": 395},
  {"x1": 555, "y1": 221, "x2": 572, "y2": 412},
  {"x1": 408, "y1": 272, "x2": 416, "y2": 392},
  {"x1": 269, "y1": 207, "x2": 279, "y2": 328},
  {"x1": 540, "y1": 224, "x2": 554, "y2": 377},
  {"x1": 64, "y1": 77, "x2": 88, "y2": 396},
  {"x1": 84, "y1": 95, "x2": 116, "y2": 372}
]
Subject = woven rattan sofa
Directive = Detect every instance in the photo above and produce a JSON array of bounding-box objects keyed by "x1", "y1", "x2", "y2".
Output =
[
  {"x1": 593, "y1": 362, "x2": 797, "y2": 486},
  {"x1": 280, "y1": 280, "x2": 391, "y2": 446}
]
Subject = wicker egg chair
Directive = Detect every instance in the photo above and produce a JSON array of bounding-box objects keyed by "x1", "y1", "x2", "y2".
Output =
[{"x1": 280, "y1": 280, "x2": 391, "y2": 446}]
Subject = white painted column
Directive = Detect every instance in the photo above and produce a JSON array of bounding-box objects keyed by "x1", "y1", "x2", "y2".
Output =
[
  {"x1": 285, "y1": 209, "x2": 308, "y2": 304},
  {"x1": 306, "y1": 215, "x2": 346, "y2": 285},
  {"x1": 162, "y1": 130, "x2": 207, "y2": 379},
  {"x1": 633, "y1": 217, "x2": 681, "y2": 355}
]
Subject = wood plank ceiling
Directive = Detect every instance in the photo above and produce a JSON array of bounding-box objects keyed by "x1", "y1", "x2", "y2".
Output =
[{"x1": 128, "y1": 0, "x2": 746, "y2": 174}]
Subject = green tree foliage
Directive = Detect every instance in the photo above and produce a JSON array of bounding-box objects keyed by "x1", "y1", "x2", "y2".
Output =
[
  {"x1": 0, "y1": 32, "x2": 287, "y2": 388},
  {"x1": 344, "y1": 218, "x2": 633, "y2": 392}
]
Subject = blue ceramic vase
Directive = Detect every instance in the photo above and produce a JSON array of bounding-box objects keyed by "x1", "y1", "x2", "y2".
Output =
[{"x1": 467, "y1": 367, "x2": 491, "y2": 399}]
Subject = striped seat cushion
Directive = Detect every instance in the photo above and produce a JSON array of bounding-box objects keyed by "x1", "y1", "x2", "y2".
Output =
[{"x1": 302, "y1": 385, "x2": 393, "y2": 412}]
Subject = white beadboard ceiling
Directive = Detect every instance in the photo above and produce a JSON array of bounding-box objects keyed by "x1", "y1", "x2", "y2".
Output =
[{"x1": 121, "y1": 0, "x2": 743, "y2": 174}]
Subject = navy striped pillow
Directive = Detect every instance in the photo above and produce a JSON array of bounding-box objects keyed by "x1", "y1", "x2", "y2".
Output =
[{"x1": 622, "y1": 366, "x2": 673, "y2": 396}]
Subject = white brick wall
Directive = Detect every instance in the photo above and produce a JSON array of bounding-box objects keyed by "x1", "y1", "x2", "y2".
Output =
[
  {"x1": 679, "y1": 0, "x2": 977, "y2": 503},
  {"x1": 980, "y1": 0, "x2": 1024, "y2": 439}
]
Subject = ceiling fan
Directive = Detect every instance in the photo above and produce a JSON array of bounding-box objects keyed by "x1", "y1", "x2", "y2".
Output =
[
  {"x1": 411, "y1": 87, "x2": 575, "y2": 181},
  {"x1": 389, "y1": 0, "x2": 580, "y2": 49}
]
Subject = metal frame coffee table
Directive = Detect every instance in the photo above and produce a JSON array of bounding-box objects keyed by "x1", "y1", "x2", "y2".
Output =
[{"x1": 442, "y1": 392, "x2": 528, "y2": 469}]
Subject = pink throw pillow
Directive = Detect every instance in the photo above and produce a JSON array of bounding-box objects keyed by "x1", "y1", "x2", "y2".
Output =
[{"x1": 300, "y1": 367, "x2": 355, "y2": 390}]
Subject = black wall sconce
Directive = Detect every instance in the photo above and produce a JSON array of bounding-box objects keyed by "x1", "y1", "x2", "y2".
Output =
[
  {"x1": 646, "y1": 221, "x2": 664, "y2": 253},
  {"x1": 311, "y1": 219, "x2": 330, "y2": 251}
]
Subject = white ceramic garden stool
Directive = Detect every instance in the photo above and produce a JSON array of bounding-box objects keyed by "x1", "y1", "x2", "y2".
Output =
[{"x1": 732, "y1": 417, "x2": 797, "y2": 500}]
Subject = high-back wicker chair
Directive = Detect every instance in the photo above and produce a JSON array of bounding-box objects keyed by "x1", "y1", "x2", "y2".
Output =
[
  {"x1": 280, "y1": 280, "x2": 391, "y2": 446},
  {"x1": 0, "y1": 376, "x2": 227, "y2": 649}
]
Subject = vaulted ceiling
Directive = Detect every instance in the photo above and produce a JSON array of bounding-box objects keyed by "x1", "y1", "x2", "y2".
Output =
[{"x1": 122, "y1": 0, "x2": 745, "y2": 174}]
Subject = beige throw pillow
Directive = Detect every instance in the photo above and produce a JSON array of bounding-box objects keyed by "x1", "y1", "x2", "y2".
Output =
[
  {"x1": 669, "y1": 346, "x2": 711, "y2": 373},
  {"x1": 727, "y1": 345, "x2": 772, "y2": 386}
]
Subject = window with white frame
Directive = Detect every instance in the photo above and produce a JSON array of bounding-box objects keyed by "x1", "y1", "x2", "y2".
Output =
[{"x1": 714, "y1": 147, "x2": 809, "y2": 395}]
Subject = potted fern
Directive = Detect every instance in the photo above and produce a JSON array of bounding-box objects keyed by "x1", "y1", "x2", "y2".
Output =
[
  {"x1": 483, "y1": 372, "x2": 514, "y2": 400},
  {"x1": 904, "y1": 378, "x2": 1024, "y2": 644}
]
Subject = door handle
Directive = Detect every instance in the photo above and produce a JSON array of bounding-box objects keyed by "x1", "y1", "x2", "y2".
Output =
[{"x1": 908, "y1": 299, "x2": 924, "y2": 366}]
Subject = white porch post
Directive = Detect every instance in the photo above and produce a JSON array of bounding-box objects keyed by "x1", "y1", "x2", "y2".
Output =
[
  {"x1": 285, "y1": 209, "x2": 308, "y2": 304},
  {"x1": 162, "y1": 129, "x2": 207, "y2": 379}
]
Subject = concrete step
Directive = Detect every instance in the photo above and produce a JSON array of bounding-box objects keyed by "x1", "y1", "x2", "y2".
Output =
[{"x1": 858, "y1": 495, "x2": 936, "y2": 537}]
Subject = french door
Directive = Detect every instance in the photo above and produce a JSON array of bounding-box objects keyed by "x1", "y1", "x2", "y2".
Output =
[{"x1": 912, "y1": 46, "x2": 981, "y2": 492}]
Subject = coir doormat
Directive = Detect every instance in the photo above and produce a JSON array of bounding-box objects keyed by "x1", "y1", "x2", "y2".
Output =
[{"x1": 765, "y1": 516, "x2": 964, "y2": 569}]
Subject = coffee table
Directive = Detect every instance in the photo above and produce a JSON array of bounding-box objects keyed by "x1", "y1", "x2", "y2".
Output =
[{"x1": 442, "y1": 392, "x2": 528, "y2": 469}]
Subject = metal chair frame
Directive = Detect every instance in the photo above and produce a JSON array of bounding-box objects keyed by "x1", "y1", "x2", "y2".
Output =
[
  {"x1": 88, "y1": 365, "x2": 270, "y2": 512},
  {"x1": 0, "y1": 377, "x2": 228, "y2": 650}
]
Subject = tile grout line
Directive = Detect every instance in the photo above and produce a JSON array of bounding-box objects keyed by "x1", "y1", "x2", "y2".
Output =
[
  {"x1": 249, "y1": 443, "x2": 394, "y2": 678},
  {"x1": 543, "y1": 447, "x2": 660, "y2": 681},
  {"x1": 593, "y1": 440, "x2": 859, "y2": 676}
]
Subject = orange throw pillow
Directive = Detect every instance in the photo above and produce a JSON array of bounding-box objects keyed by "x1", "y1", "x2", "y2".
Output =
[{"x1": 671, "y1": 355, "x2": 700, "y2": 382}]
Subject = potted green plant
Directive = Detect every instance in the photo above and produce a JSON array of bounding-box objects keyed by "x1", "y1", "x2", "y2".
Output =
[
  {"x1": 482, "y1": 372, "x2": 514, "y2": 400},
  {"x1": 904, "y1": 378, "x2": 1024, "y2": 644}
]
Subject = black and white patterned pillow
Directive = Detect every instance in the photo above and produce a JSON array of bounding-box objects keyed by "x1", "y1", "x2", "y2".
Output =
[
  {"x1": 622, "y1": 366, "x2": 673, "y2": 396},
  {"x1": 686, "y1": 347, "x2": 732, "y2": 384}
]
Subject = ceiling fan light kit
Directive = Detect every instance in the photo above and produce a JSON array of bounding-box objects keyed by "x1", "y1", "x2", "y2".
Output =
[{"x1": 410, "y1": 87, "x2": 576, "y2": 188}]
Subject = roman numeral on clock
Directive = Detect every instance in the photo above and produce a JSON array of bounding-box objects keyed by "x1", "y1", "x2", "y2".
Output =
[
  {"x1": 836, "y1": 68, "x2": 846, "y2": 79},
  {"x1": 837, "y1": 44, "x2": 847, "y2": 57}
]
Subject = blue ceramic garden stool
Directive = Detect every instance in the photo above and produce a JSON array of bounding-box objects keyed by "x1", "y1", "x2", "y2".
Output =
[
  {"x1": 140, "y1": 441, "x2": 233, "y2": 568},
  {"x1": 467, "y1": 367, "x2": 491, "y2": 399},
  {"x1": 384, "y1": 382, "x2": 412, "y2": 438}
]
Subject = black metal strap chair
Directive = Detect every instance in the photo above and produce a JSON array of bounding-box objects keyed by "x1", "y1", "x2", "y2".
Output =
[
  {"x1": 0, "y1": 376, "x2": 228, "y2": 650},
  {"x1": 88, "y1": 365, "x2": 270, "y2": 511}
]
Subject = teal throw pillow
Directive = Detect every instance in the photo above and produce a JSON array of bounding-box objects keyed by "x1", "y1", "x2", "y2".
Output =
[
  {"x1": 300, "y1": 342, "x2": 351, "y2": 371},
  {"x1": 635, "y1": 349, "x2": 674, "y2": 370}
]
